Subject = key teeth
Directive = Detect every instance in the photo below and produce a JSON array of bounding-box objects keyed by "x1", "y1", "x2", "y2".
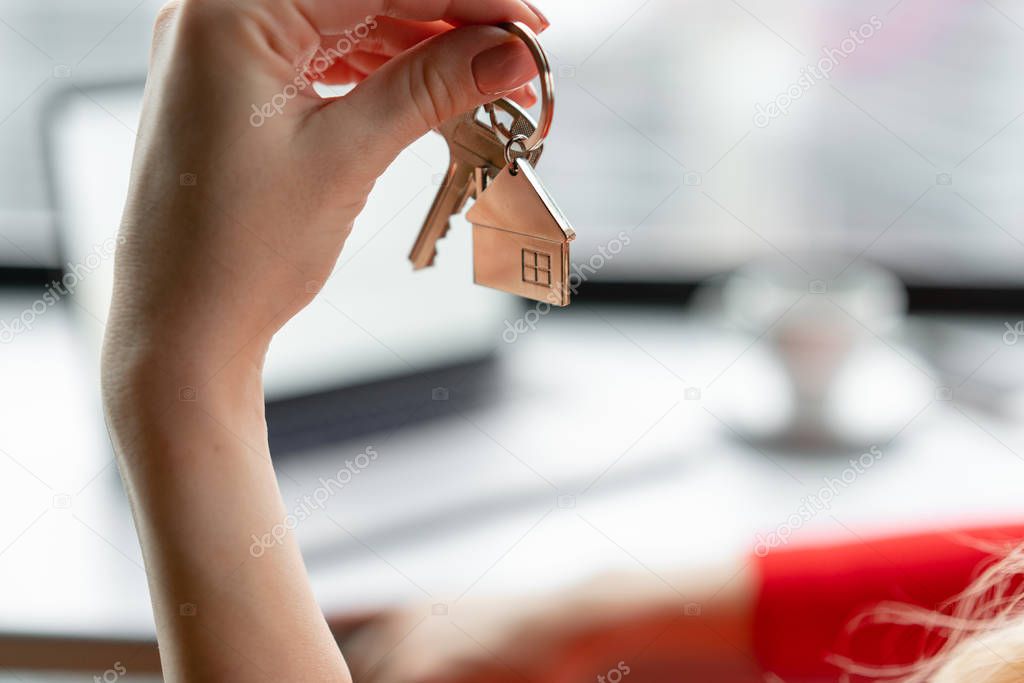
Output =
[
  {"x1": 411, "y1": 219, "x2": 450, "y2": 270},
  {"x1": 428, "y1": 219, "x2": 452, "y2": 266}
]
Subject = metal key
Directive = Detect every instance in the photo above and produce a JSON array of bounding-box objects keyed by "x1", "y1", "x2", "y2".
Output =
[{"x1": 409, "y1": 100, "x2": 544, "y2": 270}]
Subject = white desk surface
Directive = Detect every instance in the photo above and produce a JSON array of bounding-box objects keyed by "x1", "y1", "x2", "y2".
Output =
[{"x1": 1, "y1": 293, "x2": 1023, "y2": 643}]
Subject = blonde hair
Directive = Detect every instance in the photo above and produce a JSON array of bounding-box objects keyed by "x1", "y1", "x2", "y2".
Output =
[{"x1": 831, "y1": 541, "x2": 1024, "y2": 682}]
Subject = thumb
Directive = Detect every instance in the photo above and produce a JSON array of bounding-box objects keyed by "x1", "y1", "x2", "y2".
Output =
[{"x1": 327, "y1": 25, "x2": 538, "y2": 171}]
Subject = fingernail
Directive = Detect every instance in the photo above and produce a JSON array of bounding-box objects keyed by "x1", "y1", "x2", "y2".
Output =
[
  {"x1": 518, "y1": 83, "x2": 539, "y2": 106},
  {"x1": 522, "y1": 1, "x2": 550, "y2": 30},
  {"x1": 473, "y1": 40, "x2": 537, "y2": 95}
]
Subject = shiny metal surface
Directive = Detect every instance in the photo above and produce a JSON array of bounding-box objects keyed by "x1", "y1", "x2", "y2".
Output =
[
  {"x1": 408, "y1": 101, "x2": 542, "y2": 270},
  {"x1": 504, "y1": 134, "x2": 530, "y2": 169},
  {"x1": 467, "y1": 160, "x2": 575, "y2": 306}
]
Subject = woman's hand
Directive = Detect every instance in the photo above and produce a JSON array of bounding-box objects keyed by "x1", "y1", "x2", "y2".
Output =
[
  {"x1": 101, "y1": 2, "x2": 547, "y2": 681},
  {"x1": 109, "y1": 0, "x2": 546, "y2": 368}
]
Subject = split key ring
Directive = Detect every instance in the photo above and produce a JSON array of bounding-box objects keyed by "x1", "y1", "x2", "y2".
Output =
[{"x1": 484, "y1": 21, "x2": 554, "y2": 154}]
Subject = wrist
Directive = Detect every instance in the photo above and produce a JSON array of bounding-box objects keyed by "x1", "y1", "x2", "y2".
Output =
[
  {"x1": 102, "y1": 321, "x2": 268, "y2": 464},
  {"x1": 105, "y1": 230, "x2": 297, "y2": 374}
]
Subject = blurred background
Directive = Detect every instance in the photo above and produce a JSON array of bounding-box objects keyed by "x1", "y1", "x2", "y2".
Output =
[{"x1": 3, "y1": 0, "x2": 1024, "y2": 680}]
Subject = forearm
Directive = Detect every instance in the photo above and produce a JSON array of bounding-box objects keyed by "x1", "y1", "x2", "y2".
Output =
[
  {"x1": 102, "y1": 336, "x2": 348, "y2": 682},
  {"x1": 551, "y1": 563, "x2": 758, "y2": 673}
]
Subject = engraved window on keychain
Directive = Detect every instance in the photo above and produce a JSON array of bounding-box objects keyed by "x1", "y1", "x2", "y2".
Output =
[{"x1": 522, "y1": 249, "x2": 552, "y2": 287}]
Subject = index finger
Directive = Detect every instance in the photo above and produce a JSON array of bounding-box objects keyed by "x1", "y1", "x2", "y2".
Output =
[{"x1": 295, "y1": 0, "x2": 548, "y2": 35}]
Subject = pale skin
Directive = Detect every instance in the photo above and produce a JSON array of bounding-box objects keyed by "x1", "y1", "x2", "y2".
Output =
[
  {"x1": 343, "y1": 567, "x2": 758, "y2": 682},
  {"x1": 101, "y1": 1, "x2": 755, "y2": 680}
]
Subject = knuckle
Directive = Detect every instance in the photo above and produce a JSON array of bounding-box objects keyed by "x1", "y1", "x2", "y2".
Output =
[
  {"x1": 152, "y1": 0, "x2": 181, "y2": 39},
  {"x1": 278, "y1": 5, "x2": 321, "y2": 63},
  {"x1": 167, "y1": 0, "x2": 238, "y2": 38},
  {"x1": 410, "y1": 58, "x2": 460, "y2": 130},
  {"x1": 358, "y1": 28, "x2": 385, "y2": 54},
  {"x1": 173, "y1": 0, "x2": 230, "y2": 22},
  {"x1": 154, "y1": 0, "x2": 181, "y2": 24},
  {"x1": 166, "y1": 0, "x2": 317, "y2": 64},
  {"x1": 378, "y1": 0, "x2": 397, "y2": 19}
]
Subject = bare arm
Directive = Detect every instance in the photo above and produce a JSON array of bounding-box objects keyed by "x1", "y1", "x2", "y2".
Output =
[
  {"x1": 345, "y1": 562, "x2": 758, "y2": 682},
  {"x1": 101, "y1": 0, "x2": 546, "y2": 679},
  {"x1": 103, "y1": 345, "x2": 348, "y2": 681}
]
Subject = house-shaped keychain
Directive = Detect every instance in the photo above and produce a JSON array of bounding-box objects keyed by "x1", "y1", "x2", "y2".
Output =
[{"x1": 466, "y1": 160, "x2": 576, "y2": 307}]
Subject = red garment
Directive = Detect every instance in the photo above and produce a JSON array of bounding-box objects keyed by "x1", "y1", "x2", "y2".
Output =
[{"x1": 753, "y1": 524, "x2": 1024, "y2": 681}]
